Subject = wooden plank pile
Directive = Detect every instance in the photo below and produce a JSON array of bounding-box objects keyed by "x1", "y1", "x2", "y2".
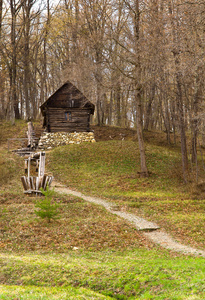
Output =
[{"x1": 21, "y1": 151, "x2": 53, "y2": 195}]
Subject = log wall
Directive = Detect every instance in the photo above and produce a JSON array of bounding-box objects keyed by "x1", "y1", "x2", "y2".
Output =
[{"x1": 48, "y1": 107, "x2": 90, "y2": 132}]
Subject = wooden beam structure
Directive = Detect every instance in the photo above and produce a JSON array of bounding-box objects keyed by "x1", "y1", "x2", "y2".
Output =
[{"x1": 21, "y1": 151, "x2": 53, "y2": 195}]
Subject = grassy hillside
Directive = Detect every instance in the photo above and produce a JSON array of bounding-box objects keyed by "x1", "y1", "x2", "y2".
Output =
[
  {"x1": 48, "y1": 129, "x2": 205, "y2": 250},
  {"x1": 0, "y1": 121, "x2": 205, "y2": 299}
]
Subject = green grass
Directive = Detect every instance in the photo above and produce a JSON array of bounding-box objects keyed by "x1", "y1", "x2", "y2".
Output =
[
  {"x1": 0, "y1": 250, "x2": 205, "y2": 299},
  {"x1": 0, "y1": 285, "x2": 111, "y2": 299},
  {"x1": 48, "y1": 141, "x2": 185, "y2": 198}
]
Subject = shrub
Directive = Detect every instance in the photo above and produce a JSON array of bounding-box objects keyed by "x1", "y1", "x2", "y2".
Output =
[{"x1": 34, "y1": 186, "x2": 60, "y2": 223}]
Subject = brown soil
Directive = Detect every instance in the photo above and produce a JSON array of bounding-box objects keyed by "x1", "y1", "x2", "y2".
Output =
[
  {"x1": 91, "y1": 125, "x2": 138, "y2": 142},
  {"x1": 91, "y1": 125, "x2": 179, "y2": 148}
]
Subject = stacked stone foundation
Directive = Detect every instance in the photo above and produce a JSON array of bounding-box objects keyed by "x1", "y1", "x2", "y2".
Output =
[{"x1": 38, "y1": 132, "x2": 96, "y2": 150}]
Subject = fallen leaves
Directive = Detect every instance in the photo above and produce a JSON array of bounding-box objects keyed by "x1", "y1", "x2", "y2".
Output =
[{"x1": 0, "y1": 193, "x2": 154, "y2": 253}]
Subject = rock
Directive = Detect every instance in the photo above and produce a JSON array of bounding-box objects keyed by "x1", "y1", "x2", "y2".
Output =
[
  {"x1": 88, "y1": 132, "x2": 94, "y2": 136},
  {"x1": 38, "y1": 132, "x2": 96, "y2": 150}
]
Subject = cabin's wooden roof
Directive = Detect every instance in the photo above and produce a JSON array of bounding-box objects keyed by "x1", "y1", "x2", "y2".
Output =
[{"x1": 40, "y1": 81, "x2": 95, "y2": 115}]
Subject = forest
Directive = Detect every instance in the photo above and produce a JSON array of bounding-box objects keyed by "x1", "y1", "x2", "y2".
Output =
[
  {"x1": 0, "y1": 0, "x2": 204, "y2": 181},
  {"x1": 0, "y1": 2, "x2": 205, "y2": 298}
]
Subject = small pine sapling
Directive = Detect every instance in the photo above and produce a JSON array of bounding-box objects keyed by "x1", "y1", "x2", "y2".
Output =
[{"x1": 34, "y1": 186, "x2": 60, "y2": 223}]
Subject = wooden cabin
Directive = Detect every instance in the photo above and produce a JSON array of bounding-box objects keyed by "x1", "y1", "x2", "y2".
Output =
[{"x1": 40, "y1": 81, "x2": 95, "y2": 132}]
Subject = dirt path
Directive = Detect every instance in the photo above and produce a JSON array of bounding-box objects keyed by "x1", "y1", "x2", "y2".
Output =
[{"x1": 53, "y1": 181, "x2": 205, "y2": 257}]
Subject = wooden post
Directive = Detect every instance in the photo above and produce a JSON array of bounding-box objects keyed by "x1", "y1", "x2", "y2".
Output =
[
  {"x1": 27, "y1": 157, "x2": 31, "y2": 190},
  {"x1": 24, "y1": 160, "x2": 28, "y2": 174},
  {"x1": 28, "y1": 157, "x2": 30, "y2": 178},
  {"x1": 38, "y1": 152, "x2": 45, "y2": 177},
  {"x1": 21, "y1": 176, "x2": 28, "y2": 191},
  {"x1": 27, "y1": 122, "x2": 34, "y2": 147}
]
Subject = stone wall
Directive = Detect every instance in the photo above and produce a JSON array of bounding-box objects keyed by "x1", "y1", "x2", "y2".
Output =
[{"x1": 38, "y1": 132, "x2": 96, "y2": 150}]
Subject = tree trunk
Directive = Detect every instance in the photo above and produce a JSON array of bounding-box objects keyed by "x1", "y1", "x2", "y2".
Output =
[
  {"x1": 135, "y1": 85, "x2": 149, "y2": 177},
  {"x1": 23, "y1": 0, "x2": 31, "y2": 120},
  {"x1": 144, "y1": 83, "x2": 155, "y2": 131},
  {"x1": 168, "y1": 0, "x2": 189, "y2": 182},
  {"x1": 134, "y1": 0, "x2": 149, "y2": 177},
  {"x1": 191, "y1": 67, "x2": 203, "y2": 164},
  {"x1": 42, "y1": 0, "x2": 50, "y2": 103},
  {"x1": 0, "y1": 0, "x2": 2, "y2": 38},
  {"x1": 108, "y1": 89, "x2": 113, "y2": 126},
  {"x1": 10, "y1": 0, "x2": 20, "y2": 120},
  {"x1": 95, "y1": 50, "x2": 104, "y2": 126},
  {"x1": 115, "y1": 80, "x2": 121, "y2": 126},
  {"x1": 175, "y1": 67, "x2": 189, "y2": 182},
  {"x1": 164, "y1": 95, "x2": 171, "y2": 145}
]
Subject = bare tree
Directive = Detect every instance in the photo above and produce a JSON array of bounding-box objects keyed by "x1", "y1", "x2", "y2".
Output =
[
  {"x1": 166, "y1": 0, "x2": 189, "y2": 182},
  {"x1": 10, "y1": 0, "x2": 24, "y2": 120}
]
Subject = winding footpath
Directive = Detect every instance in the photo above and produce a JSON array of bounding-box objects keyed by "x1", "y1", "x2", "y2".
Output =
[{"x1": 52, "y1": 181, "x2": 205, "y2": 257}]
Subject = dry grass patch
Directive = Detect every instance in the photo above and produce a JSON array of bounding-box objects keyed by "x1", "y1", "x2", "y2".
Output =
[
  {"x1": 0, "y1": 120, "x2": 27, "y2": 145},
  {"x1": 0, "y1": 193, "x2": 153, "y2": 253},
  {"x1": 0, "y1": 150, "x2": 24, "y2": 186},
  {"x1": 127, "y1": 198, "x2": 205, "y2": 250}
]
